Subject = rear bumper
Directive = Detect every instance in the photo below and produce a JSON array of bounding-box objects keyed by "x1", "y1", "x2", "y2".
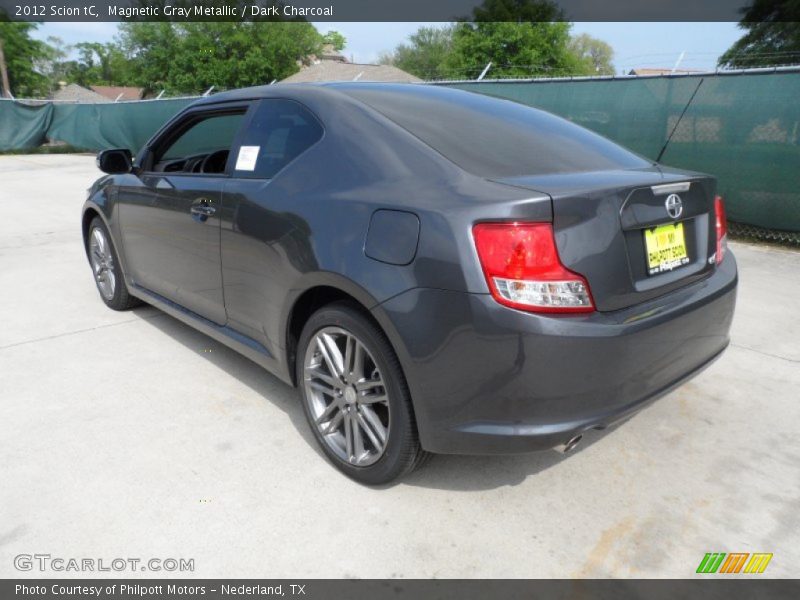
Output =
[{"x1": 374, "y1": 253, "x2": 738, "y2": 454}]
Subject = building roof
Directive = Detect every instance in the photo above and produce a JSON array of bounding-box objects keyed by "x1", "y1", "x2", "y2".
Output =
[
  {"x1": 317, "y1": 44, "x2": 348, "y2": 63},
  {"x1": 281, "y1": 62, "x2": 421, "y2": 84},
  {"x1": 50, "y1": 83, "x2": 111, "y2": 103},
  {"x1": 628, "y1": 68, "x2": 704, "y2": 76},
  {"x1": 90, "y1": 86, "x2": 145, "y2": 101}
]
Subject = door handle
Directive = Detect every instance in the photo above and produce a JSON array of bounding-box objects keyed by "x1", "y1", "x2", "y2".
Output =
[{"x1": 190, "y1": 199, "x2": 216, "y2": 222}]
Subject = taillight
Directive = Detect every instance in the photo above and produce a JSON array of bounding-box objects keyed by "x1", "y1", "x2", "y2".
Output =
[
  {"x1": 715, "y1": 195, "x2": 728, "y2": 265},
  {"x1": 472, "y1": 222, "x2": 594, "y2": 313}
]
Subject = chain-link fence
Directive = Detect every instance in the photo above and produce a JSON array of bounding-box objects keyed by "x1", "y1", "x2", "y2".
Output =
[
  {"x1": 728, "y1": 222, "x2": 800, "y2": 247},
  {"x1": 437, "y1": 67, "x2": 800, "y2": 244},
  {"x1": 2, "y1": 69, "x2": 800, "y2": 243}
]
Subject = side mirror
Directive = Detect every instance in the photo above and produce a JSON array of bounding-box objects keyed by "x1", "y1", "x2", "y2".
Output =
[{"x1": 97, "y1": 149, "x2": 133, "y2": 174}]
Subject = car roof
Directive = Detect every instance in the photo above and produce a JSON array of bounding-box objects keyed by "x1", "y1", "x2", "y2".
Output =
[{"x1": 190, "y1": 82, "x2": 469, "y2": 106}]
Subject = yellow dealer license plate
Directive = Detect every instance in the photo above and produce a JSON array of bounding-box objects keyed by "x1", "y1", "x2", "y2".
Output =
[{"x1": 644, "y1": 222, "x2": 689, "y2": 275}]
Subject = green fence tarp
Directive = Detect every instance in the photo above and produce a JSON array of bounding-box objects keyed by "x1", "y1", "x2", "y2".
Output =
[
  {"x1": 445, "y1": 71, "x2": 800, "y2": 234},
  {"x1": 2, "y1": 72, "x2": 800, "y2": 234},
  {"x1": 659, "y1": 74, "x2": 800, "y2": 233},
  {"x1": 45, "y1": 98, "x2": 195, "y2": 154},
  {"x1": 0, "y1": 100, "x2": 53, "y2": 151},
  {"x1": 0, "y1": 97, "x2": 194, "y2": 153}
]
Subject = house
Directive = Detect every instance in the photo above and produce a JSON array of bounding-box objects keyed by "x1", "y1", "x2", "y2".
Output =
[
  {"x1": 50, "y1": 83, "x2": 111, "y2": 103},
  {"x1": 49, "y1": 83, "x2": 146, "y2": 103},
  {"x1": 89, "y1": 86, "x2": 145, "y2": 102},
  {"x1": 281, "y1": 45, "x2": 420, "y2": 84}
]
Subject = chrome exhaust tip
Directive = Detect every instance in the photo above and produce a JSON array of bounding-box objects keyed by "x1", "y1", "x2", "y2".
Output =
[{"x1": 554, "y1": 434, "x2": 583, "y2": 454}]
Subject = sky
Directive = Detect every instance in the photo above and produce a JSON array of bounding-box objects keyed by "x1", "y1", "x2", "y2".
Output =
[{"x1": 32, "y1": 21, "x2": 743, "y2": 75}]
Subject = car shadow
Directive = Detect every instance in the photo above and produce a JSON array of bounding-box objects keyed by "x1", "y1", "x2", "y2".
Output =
[
  {"x1": 132, "y1": 307, "x2": 320, "y2": 452},
  {"x1": 402, "y1": 425, "x2": 622, "y2": 492},
  {"x1": 132, "y1": 306, "x2": 625, "y2": 492}
]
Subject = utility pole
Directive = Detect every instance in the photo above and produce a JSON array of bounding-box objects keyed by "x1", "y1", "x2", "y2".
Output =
[{"x1": 0, "y1": 38, "x2": 11, "y2": 99}]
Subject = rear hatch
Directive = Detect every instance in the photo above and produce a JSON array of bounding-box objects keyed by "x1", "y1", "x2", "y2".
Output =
[{"x1": 495, "y1": 167, "x2": 717, "y2": 312}]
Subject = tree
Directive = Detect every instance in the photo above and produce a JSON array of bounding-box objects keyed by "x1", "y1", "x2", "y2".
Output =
[
  {"x1": 35, "y1": 36, "x2": 71, "y2": 90},
  {"x1": 377, "y1": 51, "x2": 396, "y2": 66},
  {"x1": 444, "y1": 0, "x2": 582, "y2": 79},
  {"x1": 322, "y1": 30, "x2": 346, "y2": 51},
  {"x1": 0, "y1": 22, "x2": 51, "y2": 97},
  {"x1": 67, "y1": 42, "x2": 131, "y2": 87},
  {"x1": 718, "y1": 0, "x2": 800, "y2": 68},
  {"x1": 381, "y1": 26, "x2": 454, "y2": 80},
  {"x1": 119, "y1": 22, "x2": 323, "y2": 95},
  {"x1": 445, "y1": 21, "x2": 582, "y2": 79},
  {"x1": 381, "y1": 2, "x2": 610, "y2": 81},
  {"x1": 0, "y1": 37, "x2": 9, "y2": 98},
  {"x1": 117, "y1": 22, "x2": 182, "y2": 93},
  {"x1": 569, "y1": 33, "x2": 615, "y2": 75},
  {"x1": 471, "y1": 0, "x2": 563, "y2": 21},
  {"x1": 380, "y1": 1, "x2": 585, "y2": 80}
]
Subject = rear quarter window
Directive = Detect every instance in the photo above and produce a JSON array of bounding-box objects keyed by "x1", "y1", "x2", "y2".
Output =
[
  {"x1": 233, "y1": 99, "x2": 323, "y2": 179},
  {"x1": 340, "y1": 86, "x2": 650, "y2": 178}
]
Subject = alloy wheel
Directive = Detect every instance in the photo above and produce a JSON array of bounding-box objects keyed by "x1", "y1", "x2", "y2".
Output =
[
  {"x1": 303, "y1": 326, "x2": 390, "y2": 467},
  {"x1": 89, "y1": 226, "x2": 116, "y2": 301}
]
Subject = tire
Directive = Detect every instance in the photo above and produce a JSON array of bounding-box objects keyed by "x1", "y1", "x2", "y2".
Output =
[
  {"x1": 86, "y1": 217, "x2": 141, "y2": 311},
  {"x1": 296, "y1": 301, "x2": 427, "y2": 485}
]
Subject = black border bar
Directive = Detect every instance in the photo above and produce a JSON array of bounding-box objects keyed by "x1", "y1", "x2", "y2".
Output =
[
  {"x1": 0, "y1": 0, "x2": 759, "y2": 23},
  {"x1": 4, "y1": 579, "x2": 800, "y2": 600}
]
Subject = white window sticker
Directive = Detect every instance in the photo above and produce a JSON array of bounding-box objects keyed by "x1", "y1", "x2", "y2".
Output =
[{"x1": 235, "y1": 146, "x2": 260, "y2": 171}]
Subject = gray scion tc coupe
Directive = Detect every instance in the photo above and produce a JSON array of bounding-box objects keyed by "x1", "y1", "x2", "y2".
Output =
[{"x1": 84, "y1": 83, "x2": 737, "y2": 484}]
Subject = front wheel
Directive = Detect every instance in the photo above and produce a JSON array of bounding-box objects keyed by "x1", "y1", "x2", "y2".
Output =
[
  {"x1": 297, "y1": 302, "x2": 427, "y2": 485},
  {"x1": 87, "y1": 217, "x2": 141, "y2": 311}
]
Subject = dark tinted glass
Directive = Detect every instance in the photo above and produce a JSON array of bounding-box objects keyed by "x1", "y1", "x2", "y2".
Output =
[
  {"x1": 233, "y1": 99, "x2": 323, "y2": 179},
  {"x1": 162, "y1": 113, "x2": 244, "y2": 161},
  {"x1": 339, "y1": 85, "x2": 650, "y2": 177}
]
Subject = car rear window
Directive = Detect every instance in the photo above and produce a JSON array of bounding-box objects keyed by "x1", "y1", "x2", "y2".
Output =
[{"x1": 339, "y1": 85, "x2": 650, "y2": 178}]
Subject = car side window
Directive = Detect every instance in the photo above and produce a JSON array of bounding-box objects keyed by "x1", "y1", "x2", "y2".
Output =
[
  {"x1": 153, "y1": 111, "x2": 246, "y2": 175},
  {"x1": 231, "y1": 99, "x2": 323, "y2": 180}
]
